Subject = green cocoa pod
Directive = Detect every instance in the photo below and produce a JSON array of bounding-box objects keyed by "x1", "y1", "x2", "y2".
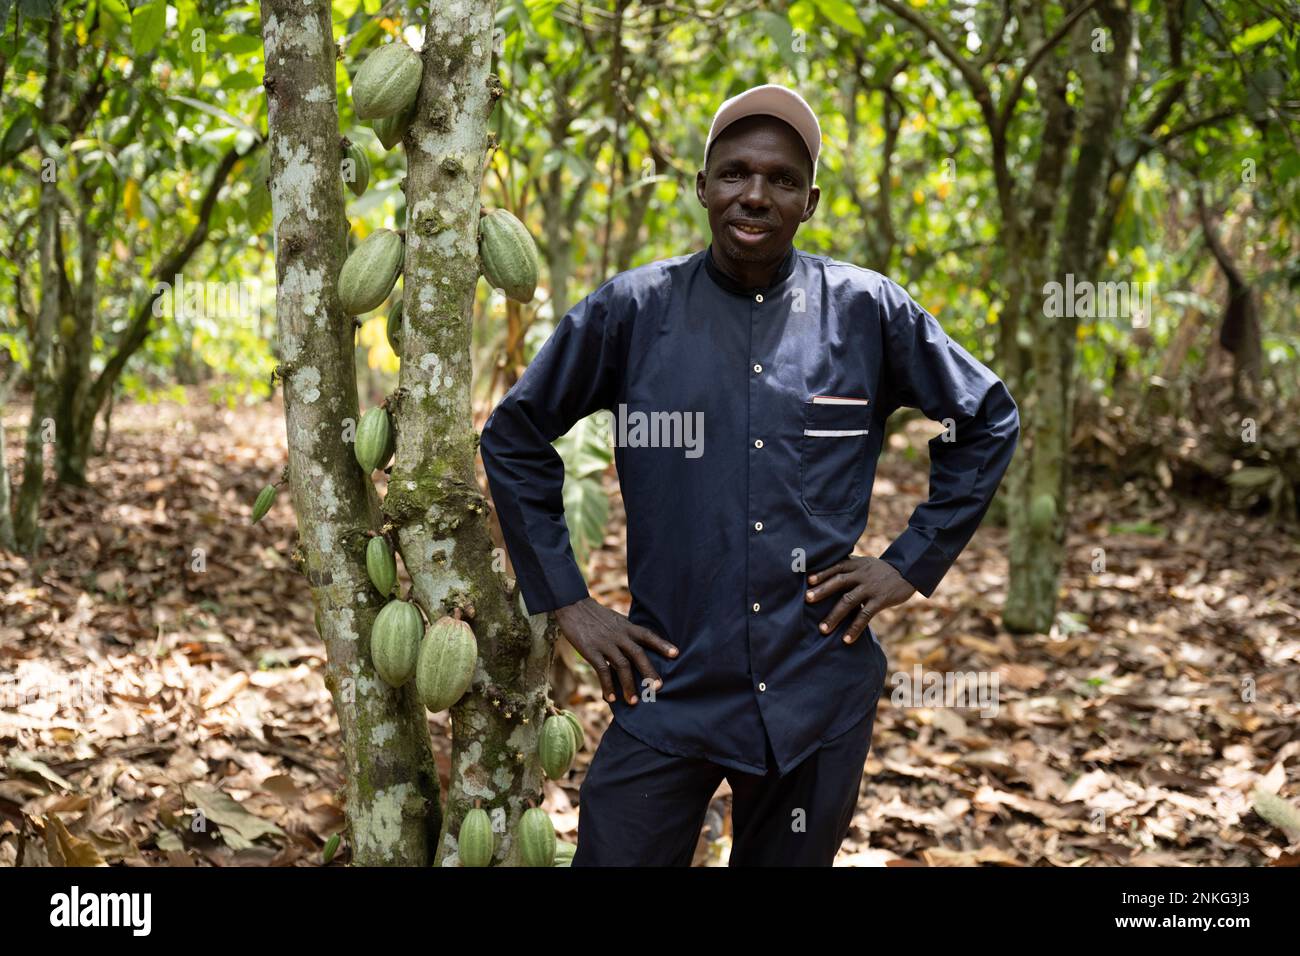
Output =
[
  {"x1": 370, "y1": 598, "x2": 423, "y2": 688},
  {"x1": 539, "y1": 714, "x2": 576, "y2": 780},
  {"x1": 354, "y1": 406, "x2": 394, "y2": 473},
  {"x1": 1029, "y1": 492, "x2": 1057, "y2": 533},
  {"x1": 386, "y1": 298, "x2": 403, "y2": 354},
  {"x1": 560, "y1": 709, "x2": 584, "y2": 751},
  {"x1": 478, "y1": 208, "x2": 539, "y2": 303},
  {"x1": 322, "y1": 832, "x2": 340, "y2": 864},
  {"x1": 338, "y1": 228, "x2": 404, "y2": 316},
  {"x1": 553, "y1": 841, "x2": 575, "y2": 867},
  {"x1": 366, "y1": 535, "x2": 397, "y2": 596},
  {"x1": 251, "y1": 484, "x2": 277, "y2": 523},
  {"x1": 342, "y1": 140, "x2": 370, "y2": 198},
  {"x1": 372, "y1": 102, "x2": 414, "y2": 151},
  {"x1": 458, "y1": 808, "x2": 494, "y2": 867},
  {"x1": 415, "y1": 615, "x2": 478, "y2": 712},
  {"x1": 351, "y1": 41, "x2": 422, "y2": 120},
  {"x1": 518, "y1": 807, "x2": 556, "y2": 867}
]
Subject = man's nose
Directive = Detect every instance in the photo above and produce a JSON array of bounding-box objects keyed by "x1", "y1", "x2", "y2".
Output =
[{"x1": 739, "y1": 174, "x2": 771, "y2": 208}]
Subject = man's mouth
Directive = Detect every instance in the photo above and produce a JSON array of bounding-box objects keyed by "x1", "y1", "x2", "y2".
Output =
[{"x1": 728, "y1": 221, "x2": 774, "y2": 244}]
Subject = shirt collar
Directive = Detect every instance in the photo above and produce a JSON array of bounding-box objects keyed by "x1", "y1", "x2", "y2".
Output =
[{"x1": 703, "y1": 242, "x2": 797, "y2": 297}]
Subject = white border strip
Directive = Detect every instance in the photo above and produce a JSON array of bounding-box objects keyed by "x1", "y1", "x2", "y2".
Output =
[
  {"x1": 805, "y1": 428, "x2": 870, "y2": 437},
  {"x1": 811, "y1": 395, "x2": 870, "y2": 405}
]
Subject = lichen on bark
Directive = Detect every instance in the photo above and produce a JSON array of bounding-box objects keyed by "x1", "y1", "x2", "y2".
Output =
[{"x1": 389, "y1": 0, "x2": 565, "y2": 866}]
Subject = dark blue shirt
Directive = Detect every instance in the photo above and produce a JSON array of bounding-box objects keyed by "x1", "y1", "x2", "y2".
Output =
[{"x1": 479, "y1": 243, "x2": 1020, "y2": 776}]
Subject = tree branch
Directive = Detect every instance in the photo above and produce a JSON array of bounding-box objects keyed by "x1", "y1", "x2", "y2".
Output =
[
  {"x1": 84, "y1": 144, "x2": 246, "y2": 420},
  {"x1": 997, "y1": 0, "x2": 1100, "y2": 135}
]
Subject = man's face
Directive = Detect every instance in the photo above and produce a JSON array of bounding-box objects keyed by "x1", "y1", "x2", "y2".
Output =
[{"x1": 696, "y1": 115, "x2": 820, "y2": 264}]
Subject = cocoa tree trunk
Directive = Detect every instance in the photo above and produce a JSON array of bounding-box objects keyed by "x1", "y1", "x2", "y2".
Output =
[
  {"x1": 0, "y1": 362, "x2": 19, "y2": 552},
  {"x1": 387, "y1": 0, "x2": 560, "y2": 867},
  {"x1": 1003, "y1": 2, "x2": 1135, "y2": 633},
  {"x1": 259, "y1": 0, "x2": 441, "y2": 865},
  {"x1": 53, "y1": 180, "x2": 99, "y2": 486},
  {"x1": 13, "y1": 15, "x2": 65, "y2": 555}
]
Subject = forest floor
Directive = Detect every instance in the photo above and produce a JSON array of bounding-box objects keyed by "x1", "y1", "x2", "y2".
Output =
[{"x1": 1, "y1": 390, "x2": 1298, "y2": 867}]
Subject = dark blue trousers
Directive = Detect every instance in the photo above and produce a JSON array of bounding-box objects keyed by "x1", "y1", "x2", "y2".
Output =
[{"x1": 572, "y1": 705, "x2": 877, "y2": 866}]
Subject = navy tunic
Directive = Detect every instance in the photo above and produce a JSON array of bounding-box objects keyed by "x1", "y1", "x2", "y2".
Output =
[{"x1": 479, "y1": 243, "x2": 1020, "y2": 776}]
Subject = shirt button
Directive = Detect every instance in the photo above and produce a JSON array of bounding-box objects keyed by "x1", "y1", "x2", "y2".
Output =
[
  {"x1": 755, "y1": 293, "x2": 764, "y2": 303},
  {"x1": 753, "y1": 363, "x2": 762, "y2": 374},
  {"x1": 754, "y1": 521, "x2": 763, "y2": 532},
  {"x1": 754, "y1": 438, "x2": 763, "y2": 449},
  {"x1": 758, "y1": 682, "x2": 767, "y2": 692},
  {"x1": 752, "y1": 602, "x2": 760, "y2": 613}
]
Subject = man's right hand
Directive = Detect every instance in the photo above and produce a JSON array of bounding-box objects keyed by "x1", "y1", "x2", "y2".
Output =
[{"x1": 553, "y1": 597, "x2": 678, "y2": 707}]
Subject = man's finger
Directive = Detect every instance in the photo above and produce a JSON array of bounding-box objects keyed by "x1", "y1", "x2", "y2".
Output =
[
  {"x1": 842, "y1": 603, "x2": 877, "y2": 644},
  {"x1": 807, "y1": 558, "x2": 850, "y2": 586},
  {"x1": 632, "y1": 624, "x2": 679, "y2": 660},
  {"x1": 618, "y1": 635, "x2": 663, "y2": 694},
  {"x1": 805, "y1": 569, "x2": 853, "y2": 603},
  {"x1": 607, "y1": 648, "x2": 638, "y2": 705},
  {"x1": 591, "y1": 654, "x2": 618, "y2": 704},
  {"x1": 818, "y1": 586, "x2": 869, "y2": 634}
]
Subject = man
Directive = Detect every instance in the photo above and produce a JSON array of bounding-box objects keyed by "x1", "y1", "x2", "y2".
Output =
[{"x1": 479, "y1": 84, "x2": 1020, "y2": 866}]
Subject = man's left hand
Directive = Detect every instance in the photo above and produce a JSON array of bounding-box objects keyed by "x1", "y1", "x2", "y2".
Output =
[{"x1": 805, "y1": 555, "x2": 917, "y2": 643}]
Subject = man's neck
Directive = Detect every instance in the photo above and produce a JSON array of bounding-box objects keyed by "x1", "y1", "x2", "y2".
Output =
[{"x1": 705, "y1": 243, "x2": 796, "y2": 294}]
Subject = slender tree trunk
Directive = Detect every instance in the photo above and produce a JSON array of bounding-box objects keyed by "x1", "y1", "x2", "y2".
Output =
[
  {"x1": 14, "y1": 16, "x2": 64, "y2": 554},
  {"x1": 260, "y1": 0, "x2": 441, "y2": 865},
  {"x1": 999, "y1": 26, "x2": 1074, "y2": 634},
  {"x1": 54, "y1": 183, "x2": 99, "y2": 486},
  {"x1": 1003, "y1": 4, "x2": 1134, "y2": 633},
  {"x1": 66, "y1": 148, "x2": 242, "y2": 484},
  {"x1": 0, "y1": 366, "x2": 19, "y2": 552},
  {"x1": 387, "y1": 0, "x2": 561, "y2": 867}
]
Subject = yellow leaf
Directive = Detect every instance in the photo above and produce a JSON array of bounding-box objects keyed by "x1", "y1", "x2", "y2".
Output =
[
  {"x1": 936, "y1": 180, "x2": 951, "y2": 201},
  {"x1": 124, "y1": 179, "x2": 140, "y2": 219},
  {"x1": 912, "y1": 188, "x2": 924, "y2": 205}
]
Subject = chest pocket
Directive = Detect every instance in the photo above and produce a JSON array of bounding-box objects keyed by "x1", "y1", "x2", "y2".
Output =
[{"x1": 800, "y1": 396, "x2": 871, "y2": 515}]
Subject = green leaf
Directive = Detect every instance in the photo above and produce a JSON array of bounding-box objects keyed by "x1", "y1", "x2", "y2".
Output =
[
  {"x1": 811, "y1": 0, "x2": 865, "y2": 36},
  {"x1": 1, "y1": 111, "x2": 32, "y2": 160},
  {"x1": 130, "y1": 0, "x2": 167, "y2": 55},
  {"x1": 169, "y1": 94, "x2": 260, "y2": 136},
  {"x1": 178, "y1": 0, "x2": 204, "y2": 84},
  {"x1": 1231, "y1": 18, "x2": 1281, "y2": 53}
]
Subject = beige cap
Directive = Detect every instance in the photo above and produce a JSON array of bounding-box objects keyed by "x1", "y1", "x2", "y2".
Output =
[{"x1": 704, "y1": 84, "x2": 822, "y2": 185}]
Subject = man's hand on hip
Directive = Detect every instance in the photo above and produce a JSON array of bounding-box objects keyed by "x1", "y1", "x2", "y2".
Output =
[
  {"x1": 805, "y1": 555, "x2": 916, "y2": 643},
  {"x1": 554, "y1": 597, "x2": 679, "y2": 707}
]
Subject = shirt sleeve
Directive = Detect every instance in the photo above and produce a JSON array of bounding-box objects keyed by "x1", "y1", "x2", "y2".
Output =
[
  {"x1": 479, "y1": 280, "x2": 625, "y2": 615},
  {"x1": 874, "y1": 280, "x2": 1021, "y2": 598}
]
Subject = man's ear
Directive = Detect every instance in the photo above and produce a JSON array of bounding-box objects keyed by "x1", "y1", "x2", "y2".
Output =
[
  {"x1": 696, "y1": 168, "x2": 707, "y2": 207},
  {"x1": 801, "y1": 186, "x2": 821, "y2": 222}
]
